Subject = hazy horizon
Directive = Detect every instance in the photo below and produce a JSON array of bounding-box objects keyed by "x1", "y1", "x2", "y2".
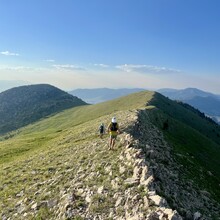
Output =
[
  {"x1": 1, "y1": 80, "x2": 220, "y2": 96},
  {"x1": 1, "y1": 1, "x2": 220, "y2": 93}
]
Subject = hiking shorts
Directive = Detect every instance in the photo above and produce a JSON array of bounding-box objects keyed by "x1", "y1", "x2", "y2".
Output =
[{"x1": 110, "y1": 132, "x2": 117, "y2": 139}]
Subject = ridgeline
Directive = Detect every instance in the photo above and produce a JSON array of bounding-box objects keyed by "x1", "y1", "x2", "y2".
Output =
[
  {"x1": 0, "y1": 84, "x2": 87, "y2": 135},
  {"x1": 0, "y1": 91, "x2": 220, "y2": 219}
]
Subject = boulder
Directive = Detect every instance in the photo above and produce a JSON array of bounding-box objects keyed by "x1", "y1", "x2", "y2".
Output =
[
  {"x1": 124, "y1": 178, "x2": 139, "y2": 186},
  {"x1": 149, "y1": 195, "x2": 167, "y2": 207}
]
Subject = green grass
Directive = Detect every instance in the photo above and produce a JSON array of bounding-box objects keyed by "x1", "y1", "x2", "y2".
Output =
[
  {"x1": 150, "y1": 92, "x2": 220, "y2": 145},
  {"x1": 1, "y1": 90, "x2": 220, "y2": 218},
  {"x1": 0, "y1": 91, "x2": 154, "y2": 219},
  {"x1": 0, "y1": 90, "x2": 153, "y2": 165},
  {"x1": 147, "y1": 93, "x2": 220, "y2": 202}
]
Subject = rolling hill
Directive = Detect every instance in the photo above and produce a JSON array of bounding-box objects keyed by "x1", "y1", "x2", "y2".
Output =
[
  {"x1": 0, "y1": 84, "x2": 87, "y2": 135},
  {"x1": 0, "y1": 91, "x2": 220, "y2": 219},
  {"x1": 157, "y1": 87, "x2": 219, "y2": 100},
  {"x1": 69, "y1": 87, "x2": 220, "y2": 124},
  {"x1": 158, "y1": 88, "x2": 220, "y2": 123}
]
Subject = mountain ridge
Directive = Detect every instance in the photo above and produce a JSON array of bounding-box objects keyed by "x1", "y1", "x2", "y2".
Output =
[
  {"x1": 0, "y1": 84, "x2": 87, "y2": 135},
  {"x1": 158, "y1": 88, "x2": 220, "y2": 124},
  {"x1": 69, "y1": 87, "x2": 220, "y2": 124},
  {"x1": 0, "y1": 91, "x2": 220, "y2": 219},
  {"x1": 157, "y1": 87, "x2": 220, "y2": 100},
  {"x1": 69, "y1": 88, "x2": 145, "y2": 104}
]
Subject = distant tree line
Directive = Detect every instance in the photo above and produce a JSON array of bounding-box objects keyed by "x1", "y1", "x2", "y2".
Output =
[{"x1": 176, "y1": 101, "x2": 218, "y2": 126}]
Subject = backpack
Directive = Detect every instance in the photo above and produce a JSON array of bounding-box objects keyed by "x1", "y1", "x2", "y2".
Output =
[{"x1": 110, "y1": 122, "x2": 118, "y2": 131}]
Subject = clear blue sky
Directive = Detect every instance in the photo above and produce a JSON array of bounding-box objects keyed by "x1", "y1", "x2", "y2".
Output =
[{"x1": 0, "y1": 0, "x2": 220, "y2": 93}]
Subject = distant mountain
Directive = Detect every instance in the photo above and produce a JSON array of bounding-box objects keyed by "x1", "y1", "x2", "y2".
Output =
[
  {"x1": 157, "y1": 88, "x2": 220, "y2": 100},
  {"x1": 158, "y1": 88, "x2": 220, "y2": 124},
  {"x1": 1, "y1": 91, "x2": 220, "y2": 219},
  {"x1": 0, "y1": 84, "x2": 87, "y2": 135},
  {"x1": 0, "y1": 80, "x2": 29, "y2": 93},
  {"x1": 69, "y1": 88, "x2": 145, "y2": 104},
  {"x1": 186, "y1": 96, "x2": 220, "y2": 115}
]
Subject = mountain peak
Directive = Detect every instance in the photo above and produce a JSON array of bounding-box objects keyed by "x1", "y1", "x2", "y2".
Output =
[
  {"x1": 0, "y1": 84, "x2": 87, "y2": 134},
  {"x1": 0, "y1": 91, "x2": 220, "y2": 219}
]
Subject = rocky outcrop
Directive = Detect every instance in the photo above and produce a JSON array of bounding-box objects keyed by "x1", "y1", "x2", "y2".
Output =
[
  {"x1": 115, "y1": 133, "x2": 183, "y2": 220},
  {"x1": 131, "y1": 109, "x2": 220, "y2": 219},
  {"x1": 1, "y1": 109, "x2": 220, "y2": 219}
]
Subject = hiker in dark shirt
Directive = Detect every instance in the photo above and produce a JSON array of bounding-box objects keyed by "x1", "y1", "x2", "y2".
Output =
[
  {"x1": 99, "y1": 123, "x2": 105, "y2": 138},
  {"x1": 107, "y1": 117, "x2": 120, "y2": 150}
]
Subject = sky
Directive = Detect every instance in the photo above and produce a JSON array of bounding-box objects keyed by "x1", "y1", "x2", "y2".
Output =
[{"x1": 0, "y1": 0, "x2": 220, "y2": 93}]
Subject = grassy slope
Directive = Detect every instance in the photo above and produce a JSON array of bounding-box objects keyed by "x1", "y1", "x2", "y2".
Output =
[
  {"x1": 0, "y1": 91, "x2": 153, "y2": 218},
  {"x1": 0, "y1": 91, "x2": 153, "y2": 165},
  {"x1": 1, "y1": 89, "x2": 220, "y2": 181},
  {"x1": 148, "y1": 92, "x2": 220, "y2": 201},
  {"x1": 1, "y1": 90, "x2": 220, "y2": 217},
  {"x1": 0, "y1": 84, "x2": 87, "y2": 135}
]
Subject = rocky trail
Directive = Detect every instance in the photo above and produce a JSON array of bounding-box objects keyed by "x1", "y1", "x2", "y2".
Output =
[{"x1": 1, "y1": 109, "x2": 219, "y2": 219}]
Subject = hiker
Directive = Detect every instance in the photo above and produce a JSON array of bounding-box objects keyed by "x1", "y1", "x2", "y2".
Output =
[
  {"x1": 98, "y1": 123, "x2": 105, "y2": 138},
  {"x1": 107, "y1": 117, "x2": 120, "y2": 150}
]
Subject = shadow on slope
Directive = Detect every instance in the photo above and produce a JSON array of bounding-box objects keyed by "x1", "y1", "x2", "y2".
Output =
[
  {"x1": 147, "y1": 92, "x2": 220, "y2": 201},
  {"x1": 1, "y1": 90, "x2": 220, "y2": 218}
]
